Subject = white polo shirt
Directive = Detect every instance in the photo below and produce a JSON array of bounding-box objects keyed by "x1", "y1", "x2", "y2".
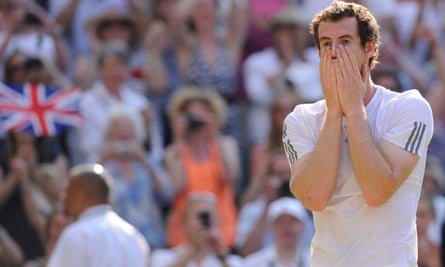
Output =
[
  {"x1": 282, "y1": 86, "x2": 434, "y2": 267},
  {"x1": 47, "y1": 205, "x2": 149, "y2": 267}
]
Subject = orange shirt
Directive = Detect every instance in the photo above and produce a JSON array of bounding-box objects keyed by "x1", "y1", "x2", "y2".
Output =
[{"x1": 166, "y1": 139, "x2": 238, "y2": 248}]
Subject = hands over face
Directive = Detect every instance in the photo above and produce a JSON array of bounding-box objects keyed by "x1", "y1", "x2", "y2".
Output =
[{"x1": 320, "y1": 45, "x2": 368, "y2": 117}]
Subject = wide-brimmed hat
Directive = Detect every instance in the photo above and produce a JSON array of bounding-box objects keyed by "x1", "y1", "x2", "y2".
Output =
[
  {"x1": 167, "y1": 86, "x2": 227, "y2": 129},
  {"x1": 269, "y1": 7, "x2": 305, "y2": 32},
  {"x1": 85, "y1": 9, "x2": 144, "y2": 40}
]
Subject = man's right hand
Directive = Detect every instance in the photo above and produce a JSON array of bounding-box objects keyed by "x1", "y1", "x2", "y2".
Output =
[{"x1": 319, "y1": 46, "x2": 343, "y2": 117}]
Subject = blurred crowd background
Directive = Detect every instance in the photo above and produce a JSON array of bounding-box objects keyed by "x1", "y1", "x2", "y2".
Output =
[{"x1": 0, "y1": 0, "x2": 444, "y2": 266}]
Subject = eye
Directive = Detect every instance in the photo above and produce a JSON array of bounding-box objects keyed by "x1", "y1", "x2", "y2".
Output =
[
  {"x1": 321, "y1": 41, "x2": 331, "y2": 48},
  {"x1": 341, "y1": 39, "x2": 350, "y2": 45}
]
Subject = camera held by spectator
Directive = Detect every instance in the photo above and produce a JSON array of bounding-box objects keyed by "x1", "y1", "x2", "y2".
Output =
[{"x1": 185, "y1": 113, "x2": 206, "y2": 132}]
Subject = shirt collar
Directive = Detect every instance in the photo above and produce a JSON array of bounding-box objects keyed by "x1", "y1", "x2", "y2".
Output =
[{"x1": 78, "y1": 204, "x2": 112, "y2": 220}]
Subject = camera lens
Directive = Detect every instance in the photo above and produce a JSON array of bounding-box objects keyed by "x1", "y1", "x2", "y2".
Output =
[
  {"x1": 23, "y1": 13, "x2": 42, "y2": 26},
  {"x1": 198, "y1": 210, "x2": 211, "y2": 228},
  {"x1": 186, "y1": 114, "x2": 205, "y2": 131}
]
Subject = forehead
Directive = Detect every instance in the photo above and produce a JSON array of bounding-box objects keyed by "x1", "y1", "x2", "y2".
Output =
[{"x1": 318, "y1": 17, "x2": 359, "y2": 40}]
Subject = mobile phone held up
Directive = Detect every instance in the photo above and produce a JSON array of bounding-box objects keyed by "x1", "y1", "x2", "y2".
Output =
[{"x1": 198, "y1": 210, "x2": 211, "y2": 229}]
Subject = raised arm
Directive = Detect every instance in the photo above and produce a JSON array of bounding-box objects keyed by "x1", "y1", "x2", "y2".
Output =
[
  {"x1": 286, "y1": 112, "x2": 342, "y2": 211},
  {"x1": 218, "y1": 135, "x2": 241, "y2": 186},
  {"x1": 337, "y1": 45, "x2": 428, "y2": 206},
  {"x1": 143, "y1": 21, "x2": 169, "y2": 95},
  {"x1": 53, "y1": 0, "x2": 79, "y2": 31},
  {"x1": 345, "y1": 109, "x2": 420, "y2": 206},
  {"x1": 286, "y1": 47, "x2": 343, "y2": 211},
  {"x1": 424, "y1": 28, "x2": 445, "y2": 120},
  {"x1": 226, "y1": 0, "x2": 248, "y2": 63}
]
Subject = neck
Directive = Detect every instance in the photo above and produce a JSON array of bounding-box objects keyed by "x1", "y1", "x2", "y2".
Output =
[
  {"x1": 276, "y1": 242, "x2": 298, "y2": 261},
  {"x1": 190, "y1": 244, "x2": 211, "y2": 263},
  {"x1": 103, "y1": 81, "x2": 122, "y2": 98},
  {"x1": 363, "y1": 79, "x2": 377, "y2": 106},
  {"x1": 196, "y1": 30, "x2": 215, "y2": 43}
]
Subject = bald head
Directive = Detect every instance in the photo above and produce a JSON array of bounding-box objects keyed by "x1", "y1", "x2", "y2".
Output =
[{"x1": 64, "y1": 164, "x2": 113, "y2": 218}]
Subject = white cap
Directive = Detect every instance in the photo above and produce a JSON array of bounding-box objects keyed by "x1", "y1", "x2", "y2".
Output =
[{"x1": 268, "y1": 197, "x2": 308, "y2": 224}]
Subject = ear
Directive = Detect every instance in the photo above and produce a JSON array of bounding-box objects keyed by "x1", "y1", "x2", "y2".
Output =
[{"x1": 365, "y1": 41, "x2": 376, "y2": 58}]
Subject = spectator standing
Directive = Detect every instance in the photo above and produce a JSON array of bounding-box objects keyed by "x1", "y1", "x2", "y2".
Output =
[
  {"x1": 47, "y1": 163, "x2": 149, "y2": 267},
  {"x1": 150, "y1": 191, "x2": 244, "y2": 267},
  {"x1": 71, "y1": 41, "x2": 160, "y2": 165},
  {"x1": 0, "y1": 0, "x2": 70, "y2": 77},
  {"x1": 49, "y1": 0, "x2": 127, "y2": 64},
  {"x1": 244, "y1": 197, "x2": 311, "y2": 267},
  {"x1": 236, "y1": 90, "x2": 314, "y2": 257},
  {"x1": 170, "y1": 0, "x2": 248, "y2": 151},
  {"x1": 0, "y1": 129, "x2": 67, "y2": 263},
  {"x1": 81, "y1": 7, "x2": 147, "y2": 94},
  {"x1": 143, "y1": 0, "x2": 184, "y2": 147},
  {"x1": 243, "y1": 7, "x2": 321, "y2": 145},
  {"x1": 164, "y1": 87, "x2": 240, "y2": 248},
  {"x1": 99, "y1": 106, "x2": 172, "y2": 249}
]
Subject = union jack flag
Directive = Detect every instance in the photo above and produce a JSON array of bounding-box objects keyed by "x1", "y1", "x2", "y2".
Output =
[{"x1": 0, "y1": 82, "x2": 84, "y2": 136}]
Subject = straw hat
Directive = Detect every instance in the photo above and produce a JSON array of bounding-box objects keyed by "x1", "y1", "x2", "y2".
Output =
[
  {"x1": 85, "y1": 8, "x2": 144, "y2": 40},
  {"x1": 269, "y1": 6, "x2": 306, "y2": 31},
  {"x1": 167, "y1": 86, "x2": 227, "y2": 129}
]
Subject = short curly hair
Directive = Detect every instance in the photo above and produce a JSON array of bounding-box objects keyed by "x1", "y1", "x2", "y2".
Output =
[{"x1": 310, "y1": 0, "x2": 381, "y2": 69}]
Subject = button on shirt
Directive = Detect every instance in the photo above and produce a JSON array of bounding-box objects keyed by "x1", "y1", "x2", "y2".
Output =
[{"x1": 47, "y1": 205, "x2": 149, "y2": 267}]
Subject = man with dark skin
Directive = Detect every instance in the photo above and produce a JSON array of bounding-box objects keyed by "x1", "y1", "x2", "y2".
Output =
[
  {"x1": 282, "y1": 1, "x2": 434, "y2": 266},
  {"x1": 47, "y1": 163, "x2": 149, "y2": 267}
]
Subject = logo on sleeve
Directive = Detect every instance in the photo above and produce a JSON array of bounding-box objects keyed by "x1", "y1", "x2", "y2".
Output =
[
  {"x1": 283, "y1": 124, "x2": 298, "y2": 164},
  {"x1": 404, "y1": 121, "x2": 426, "y2": 154}
]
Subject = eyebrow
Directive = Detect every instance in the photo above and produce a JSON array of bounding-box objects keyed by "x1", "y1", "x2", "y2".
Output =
[{"x1": 319, "y1": 34, "x2": 355, "y2": 42}]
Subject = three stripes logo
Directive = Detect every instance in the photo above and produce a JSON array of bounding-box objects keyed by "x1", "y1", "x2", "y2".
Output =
[
  {"x1": 283, "y1": 124, "x2": 298, "y2": 164},
  {"x1": 404, "y1": 121, "x2": 426, "y2": 154}
]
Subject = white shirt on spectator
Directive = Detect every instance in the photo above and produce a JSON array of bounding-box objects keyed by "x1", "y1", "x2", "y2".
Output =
[
  {"x1": 235, "y1": 197, "x2": 314, "y2": 254},
  {"x1": 244, "y1": 244, "x2": 311, "y2": 267},
  {"x1": 47, "y1": 205, "x2": 149, "y2": 267},
  {"x1": 150, "y1": 245, "x2": 244, "y2": 267},
  {"x1": 73, "y1": 81, "x2": 149, "y2": 164},
  {"x1": 243, "y1": 47, "x2": 321, "y2": 143}
]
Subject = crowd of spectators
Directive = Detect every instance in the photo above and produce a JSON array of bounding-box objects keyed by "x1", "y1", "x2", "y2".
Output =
[{"x1": 0, "y1": 0, "x2": 444, "y2": 266}]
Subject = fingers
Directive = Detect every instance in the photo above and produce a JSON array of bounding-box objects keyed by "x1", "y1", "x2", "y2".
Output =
[
  {"x1": 337, "y1": 45, "x2": 361, "y2": 80},
  {"x1": 320, "y1": 46, "x2": 336, "y2": 87}
]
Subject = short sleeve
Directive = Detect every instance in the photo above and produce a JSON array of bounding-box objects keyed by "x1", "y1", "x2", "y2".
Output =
[
  {"x1": 282, "y1": 104, "x2": 319, "y2": 166},
  {"x1": 382, "y1": 90, "x2": 434, "y2": 156}
]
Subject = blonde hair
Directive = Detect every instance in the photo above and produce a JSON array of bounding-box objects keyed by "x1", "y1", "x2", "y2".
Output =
[{"x1": 167, "y1": 86, "x2": 227, "y2": 129}]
